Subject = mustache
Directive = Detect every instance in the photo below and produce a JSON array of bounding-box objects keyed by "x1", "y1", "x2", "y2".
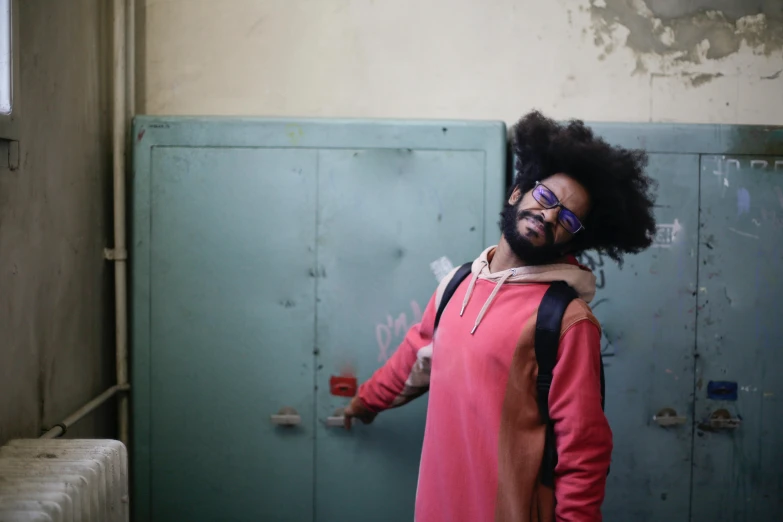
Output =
[{"x1": 517, "y1": 210, "x2": 555, "y2": 243}]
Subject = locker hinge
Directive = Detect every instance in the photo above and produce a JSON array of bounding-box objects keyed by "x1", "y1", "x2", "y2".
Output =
[{"x1": 104, "y1": 248, "x2": 128, "y2": 261}]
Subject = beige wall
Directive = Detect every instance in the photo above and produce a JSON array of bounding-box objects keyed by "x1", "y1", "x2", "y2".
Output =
[
  {"x1": 140, "y1": 0, "x2": 783, "y2": 125},
  {"x1": 0, "y1": 0, "x2": 114, "y2": 444},
  {"x1": 4, "y1": 0, "x2": 776, "y2": 447}
]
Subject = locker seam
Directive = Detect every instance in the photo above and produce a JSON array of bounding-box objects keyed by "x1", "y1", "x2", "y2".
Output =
[
  {"x1": 313, "y1": 150, "x2": 320, "y2": 522},
  {"x1": 148, "y1": 146, "x2": 155, "y2": 521},
  {"x1": 688, "y1": 156, "x2": 703, "y2": 522}
]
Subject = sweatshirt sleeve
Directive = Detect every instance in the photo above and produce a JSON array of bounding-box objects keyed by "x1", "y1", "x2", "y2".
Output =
[
  {"x1": 548, "y1": 318, "x2": 613, "y2": 522},
  {"x1": 357, "y1": 288, "x2": 439, "y2": 413}
]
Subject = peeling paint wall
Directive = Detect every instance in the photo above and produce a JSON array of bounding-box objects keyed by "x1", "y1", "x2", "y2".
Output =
[
  {"x1": 0, "y1": 0, "x2": 114, "y2": 444},
  {"x1": 141, "y1": 0, "x2": 782, "y2": 125},
  {"x1": 590, "y1": 0, "x2": 783, "y2": 71}
]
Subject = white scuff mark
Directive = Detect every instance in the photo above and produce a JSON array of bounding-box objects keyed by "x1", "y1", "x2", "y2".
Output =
[
  {"x1": 699, "y1": 287, "x2": 707, "y2": 293},
  {"x1": 694, "y1": 39, "x2": 711, "y2": 62},
  {"x1": 713, "y1": 156, "x2": 725, "y2": 176},
  {"x1": 724, "y1": 178, "x2": 730, "y2": 187},
  {"x1": 736, "y1": 13, "x2": 767, "y2": 33},
  {"x1": 728, "y1": 227, "x2": 760, "y2": 240},
  {"x1": 630, "y1": 0, "x2": 652, "y2": 16},
  {"x1": 703, "y1": 10, "x2": 723, "y2": 21},
  {"x1": 430, "y1": 256, "x2": 454, "y2": 283},
  {"x1": 592, "y1": 0, "x2": 607, "y2": 8},
  {"x1": 740, "y1": 386, "x2": 758, "y2": 393},
  {"x1": 659, "y1": 26, "x2": 676, "y2": 47},
  {"x1": 752, "y1": 219, "x2": 761, "y2": 227},
  {"x1": 653, "y1": 219, "x2": 682, "y2": 248}
]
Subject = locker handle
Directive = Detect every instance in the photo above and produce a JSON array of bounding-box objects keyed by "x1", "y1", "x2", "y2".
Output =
[
  {"x1": 653, "y1": 408, "x2": 687, "y2": 427},
  {"x1": 270, "y1": 407, "x2": 301, "y2": 426},
  {"x1": 325, "y1": 408, "x2": 346, "y2": 428},
  {"x1": 707, "y1": 408, "x2": 741, "y2": 430}
]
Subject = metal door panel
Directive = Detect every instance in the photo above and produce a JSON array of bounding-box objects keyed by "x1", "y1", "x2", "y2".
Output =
[
  {"x1": 580, "y1": 153, "x2": 699, "y2": 522},
  {"x1": 314, "y1": 134, "x2": 505, "y2": 520},
  {"x1": 144, "y1": 147, "x2": 317, "y2": 521},
  {"x1": 692, "y1": 155, "x2": 783, "y2": 521},
  {"x1": 132, "y1": 116, "x2": 506, "y2": 522}
]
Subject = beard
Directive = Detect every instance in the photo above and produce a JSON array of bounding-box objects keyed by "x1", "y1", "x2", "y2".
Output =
[{"x1": 499, "y1": 201, "x2": 564, "y2": 266}]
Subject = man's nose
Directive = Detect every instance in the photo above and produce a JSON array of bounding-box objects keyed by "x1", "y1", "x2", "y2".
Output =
[{"x1": 540, "y1": 207, "x2": 560, "y2": 225}]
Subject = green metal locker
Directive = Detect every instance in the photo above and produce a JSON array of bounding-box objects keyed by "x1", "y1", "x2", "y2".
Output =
[
  {"x1": 579, "y1": 123, "x2": 783, "y2": 522},
  {"x1": 693, "y1": 152, "x2": 783, "y2": 520},
  {"x1": 574, "y1": 151, "x2": 700, "y2": 521},
  {"x1": 130, "y1": 116, "x2": 506, "y2": 521},
  {"x1": 132, "y1": 115, "x2": 783, "y2": 522}
]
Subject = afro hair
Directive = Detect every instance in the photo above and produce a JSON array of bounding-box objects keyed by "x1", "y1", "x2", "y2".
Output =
[{"x1": 508, "y1": 110, "x2": 658, "y2": 265}]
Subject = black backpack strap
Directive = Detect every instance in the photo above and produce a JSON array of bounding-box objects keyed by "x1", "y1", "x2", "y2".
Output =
[
  {"x1": 434, "y1": 262, "x2": 473, "y2": 330},
  {"x1": 599, "y1": 352, "x2": 606, "y2": 411},
  {"x1": 535, "y1": 281, "x2": 578, "y2": 422},
  {"x1": 535, "y1": 281, "x2": 578, "y2": 488}
]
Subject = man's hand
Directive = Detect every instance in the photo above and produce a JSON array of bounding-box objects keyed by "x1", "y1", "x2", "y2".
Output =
[{"x1": 343, "y1": 395, "x2": 377, "y2": 430}]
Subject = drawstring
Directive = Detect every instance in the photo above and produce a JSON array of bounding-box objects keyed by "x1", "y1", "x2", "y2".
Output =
[
  {"x1": 471, "y1": 269, "x2": 514, "y2": 334},
  {"x1": 460, "y1": 260, "x2": 485, "y2": 317}
]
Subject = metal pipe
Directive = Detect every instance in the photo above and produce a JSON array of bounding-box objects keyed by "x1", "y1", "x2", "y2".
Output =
[
  {"x1": 40, "y1": 385, "x2": 131, "y2": 439},
  {"x1": 113, "y1": 0, "x2": 130, "y2": 447},
  {"x1": 126, "y1": 0, "x2": 135, "y2": 118},
  {"x1": 122, "y1": 0, "x2": 135, "y2": 445}
]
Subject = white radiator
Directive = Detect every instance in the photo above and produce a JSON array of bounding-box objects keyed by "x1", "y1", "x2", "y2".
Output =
[{"x1": 0, "y1": 439, "x2": 128, "y2": 522}]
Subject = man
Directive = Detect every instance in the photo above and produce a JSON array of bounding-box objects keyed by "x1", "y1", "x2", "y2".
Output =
[{"x1": 343, "y1": 111, "x2": 657, "y2": 521}]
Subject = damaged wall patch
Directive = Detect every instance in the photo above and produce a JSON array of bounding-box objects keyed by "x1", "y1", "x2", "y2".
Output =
[
  {"x1": 691, "y1": 72, "x2": 724, "y2": 86},
  {"x1": 590, "y1": 0, "x2": 783, "y2": 68}
]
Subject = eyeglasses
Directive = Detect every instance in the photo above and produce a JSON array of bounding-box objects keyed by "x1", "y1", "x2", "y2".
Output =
[{"x1": 531, "y1": 181, "x2": 585, "y2": 235}]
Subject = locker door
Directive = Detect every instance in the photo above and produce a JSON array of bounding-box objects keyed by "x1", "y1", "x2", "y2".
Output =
[
  {"x1": 582, "y1": 153, "x2": 699, "y2": 521},
  {"x1": 692, "y1": 155, "x2": 783, "y2": 520},
  {"x1": 313, "y1": 124, "x2": 505, "y2": 521},
  {"x1": 133, "y1": 146, "x2": 318, "y2": 521}
]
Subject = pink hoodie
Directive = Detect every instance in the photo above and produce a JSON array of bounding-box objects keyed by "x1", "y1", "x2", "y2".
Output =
[{"x1": 358, "y1": 246, "x2": 612, "y2": 521}]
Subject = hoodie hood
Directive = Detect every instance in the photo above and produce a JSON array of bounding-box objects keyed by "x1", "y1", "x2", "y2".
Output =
[{"x1": 458, "y1": 246, "x2": 597, "y2": 334}]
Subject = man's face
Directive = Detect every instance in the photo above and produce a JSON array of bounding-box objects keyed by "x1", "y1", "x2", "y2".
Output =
[{"x1": 501, "y1": 173, "x2": 591, "y2": 265}]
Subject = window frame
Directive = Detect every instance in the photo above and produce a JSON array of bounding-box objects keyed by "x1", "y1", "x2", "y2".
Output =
[{"x1": 0, "y1": 0, "x2": 20, "y2": 141}]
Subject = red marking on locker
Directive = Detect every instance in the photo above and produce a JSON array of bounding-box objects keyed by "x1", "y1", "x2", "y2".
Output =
[{"x1": 330, "y1": 376, "x2": 357, "y2": 397}]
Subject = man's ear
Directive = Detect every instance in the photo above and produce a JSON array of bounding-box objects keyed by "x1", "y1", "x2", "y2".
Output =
[{"x1": 508, "y1": 186, "x2": 522, "y2": 205}]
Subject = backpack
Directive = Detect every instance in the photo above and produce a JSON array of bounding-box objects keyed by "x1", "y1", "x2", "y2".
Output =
[{"x1": 434, "y1": 262, "x2": 606, "y2": 488}]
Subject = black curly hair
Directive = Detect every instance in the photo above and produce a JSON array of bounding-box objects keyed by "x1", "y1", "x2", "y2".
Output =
[{"x1": 508, "y1": 110, "x2": 658, "y2": 265}]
